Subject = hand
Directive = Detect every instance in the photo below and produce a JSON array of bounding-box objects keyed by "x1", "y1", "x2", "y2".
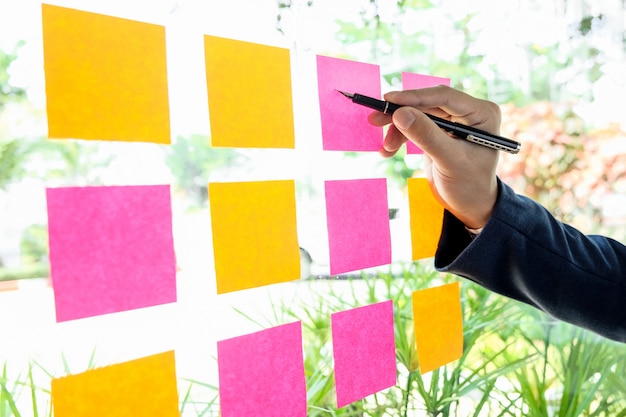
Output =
[{"x1": 368, "y1": 85, "x2": 500, "y2": 229}]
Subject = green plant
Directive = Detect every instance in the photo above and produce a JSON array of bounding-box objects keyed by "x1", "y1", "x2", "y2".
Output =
[
  {"x1": 32, "y1": 139, "x2": 115, "y2": 186},
  {"x1": 0, "y1": 264, "x2": 49, "y2": 282},
  {"x1": 225, "y1": 263, "x2": 526, "y2": 416},
  {"x1": 0, "y1": 363, "x2": 20, "y2": 417},
  {"x1": 397, "y1": 272, "x2": 535, "y2": 416},
  {"x1": 19, "y1": 224, "x2": 48, "y2": 265},
  {"x1": 225, "y1": 260, "x2": 626, "y2": 416},
  {"x1": 497, "y1": 103, "x2": 626, "y2": 242},
  {"x1": 0, "y1": 140, "x2": 27, "y2": 191},
  {"x1": 0, "y1": 362, "x2": 52, "y2": 417},
  {"x1": 165, "y1": 134, "x2": 248, "y2": 208},
  {"x1": 179, "y1": 378, "x2": 220, "y2": 417},
  {"x1": 495, "y1": 315, "x2": 626, "y2": 417},
  {"x1": 0, "y1": 42, "x2": 26, "y2": 110}
]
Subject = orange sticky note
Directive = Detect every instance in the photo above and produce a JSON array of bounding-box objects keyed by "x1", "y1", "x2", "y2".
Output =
[
  {"x1": 209, "y1": 180, "x2": 300, "y2": 293},
  {"x1": 204, "y1": 36, "x2": 294, "y2": 148},
  {"x1": 51, "y1": 351, "x2": 179, "y2": 416},
  {"x1": 42, "y1": 4, "x2": 171, "y2": 143},
  {"x1": 407, "y1": 178, "x2": 444, "y2": 260},
  {"x1": 412, "y1": 283, "x2": 463, "y2": 374}
]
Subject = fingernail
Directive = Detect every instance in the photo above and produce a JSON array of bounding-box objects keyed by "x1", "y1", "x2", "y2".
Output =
[{"x1": 393, "y1": 108, "x2": 415, "y2": 130}]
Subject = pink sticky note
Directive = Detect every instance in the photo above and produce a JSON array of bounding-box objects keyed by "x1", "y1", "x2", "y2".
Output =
[
  {"x1": 331, "y1": 301, "x2": 396, "y2": 408},
  {"x1": 325, "y1": 178, "x2": 391, "y2": 275},
  {"x1": 217, "y1": 322, "x2": 306, "y2": 417},
  {"x1": 46, "y1": 185, "x2": 177, "y2": 322},
  {"x1": 401, "y1": 72, "x2": 451, "y2": 154},
  {"x1": 317, "y1": 55, "x2": 383, "y2": 151}
]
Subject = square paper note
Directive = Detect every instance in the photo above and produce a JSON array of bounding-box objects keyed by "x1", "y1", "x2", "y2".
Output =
[
  {"x1": 46, "y1": 185, "x2": 177, "y2": 322},
  {"x1": 204, "y1": 35, "x2": 295, "y2": 148},
  {"x1": 42, "y1": 4, "x2": 170, "y2": 143},
  {"x1": 412, "y1": 283, "x2": 463, "y2": 374},
  {"x1": 52, "y1": 351, "x2": 179, "y2": 417},
  {"x1": 316, "y1": 55, "x2": 383, "y2": 151},
  {"x1": 331, "y1": 301, "x2": 396, "y2": 408},
  {"x1": 209, "y1": 180, "x2": 300, "y2": 293},
  {"x1": 218, "y1": 322, "x2": 306, "y2": 417},
  {"x1": 325, "y1": 178, "x2": 391, "y2": 275},
  {"x1": 407, "y1": 178, "x2": 444, "y2": 260}
]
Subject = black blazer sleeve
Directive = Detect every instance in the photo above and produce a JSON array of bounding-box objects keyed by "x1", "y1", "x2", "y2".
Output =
[{"x1": 435, "y1": 179, "x2": 626, "y2": 342}]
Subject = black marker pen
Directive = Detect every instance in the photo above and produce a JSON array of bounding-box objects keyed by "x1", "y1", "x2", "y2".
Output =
[{"x1": 337, "y1": 90, "x2": 521, "y2": 154}]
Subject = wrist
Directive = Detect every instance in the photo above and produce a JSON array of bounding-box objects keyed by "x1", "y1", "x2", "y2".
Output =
[{"x1": 456, "y1": 178, "x2": 498, "y2": 230}]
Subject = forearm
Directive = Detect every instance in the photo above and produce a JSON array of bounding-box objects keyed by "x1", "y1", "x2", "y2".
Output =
[{"x1": 435, "y1": 180, "x2": 626, "y2": 342}]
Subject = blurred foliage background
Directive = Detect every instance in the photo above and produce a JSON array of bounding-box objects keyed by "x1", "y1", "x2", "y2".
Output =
[
  {"x1": 1, "y1": 0, "x2": 626, "y2": 415},
  {"x1": 277, "y1": 0, "x2": 626, "y2": 240}
]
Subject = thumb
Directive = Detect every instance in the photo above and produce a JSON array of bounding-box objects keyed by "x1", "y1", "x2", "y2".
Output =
[{"x1": 392, "y1": 107, "x2": 448, "y2": 157}]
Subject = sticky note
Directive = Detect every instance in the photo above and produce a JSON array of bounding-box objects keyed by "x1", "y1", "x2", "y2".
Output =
[
  {"x1": 316, "y1": 55, "x2": 383, "y2": 151},
  {"x1": 46, "y1": 185, "x2": 177, "y2": 322},
  {"x1": 401, "y1": 72, "x2": 451, "y2": 154},
  {"x1": 209, "y1": 180, "x2": 300, "y2": 293},
  {"x1": 217, "y1": 322, "x2": 306, "y2": 417},
  {"x1": 331, "y1": 301, "x2": 396, "y2": 408},
  {"x1": 325, "y1": 178, "x2": 391, "y2": 275},
  {"x1": 204, "y1": 36, "x2": 294, "y2": 148},
  {"x1": 52, "y1": 351, "x2": 179, "y2": 416},
  {"x1": 407, "y1": 178, "x2": 444, "y2": 260},
  {"x1": 42, "y1": 4, "x2": 170, "y2": 143},
  {"x1": 412, "y1": 283, "x2": 463, "y2": 374}
]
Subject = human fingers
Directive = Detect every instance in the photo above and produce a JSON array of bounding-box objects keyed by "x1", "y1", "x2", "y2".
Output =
[
  {"x1": 391, "y1": 106, "x2": 450, "y2": 158},
  {"x1": 392, "y1": 105, "x2": 499, "y2": 228},
  {"x1": 379, "y1": 124, "x2": 406, "y2": 158},
  {"x1": 384, "y1": 85, "x2": 474, "y2": 114},
  {"x1": 384, "y1": 85, "x2": 501, "y2": 133},
  {"x1": 368, "y1": 110, "x2": 406, "y2": 158},
  {"x1": 367, "y1": 110, "x2": 392, "y2": 127}
]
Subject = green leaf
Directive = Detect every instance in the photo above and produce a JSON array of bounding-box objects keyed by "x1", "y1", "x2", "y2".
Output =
[{"x1": 0, "y1": 364, "x2": 21, "y2": 417}]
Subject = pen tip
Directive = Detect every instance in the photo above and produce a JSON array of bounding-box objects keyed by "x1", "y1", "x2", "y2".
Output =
[{"x1": 336, "y1": 90, "x2": 353, "y2": 98}]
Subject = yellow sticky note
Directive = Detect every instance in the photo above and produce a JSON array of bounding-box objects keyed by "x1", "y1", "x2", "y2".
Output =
[
  {"x1": 204, "y1": 36, "x2": 294, "y2": 148},
  {"x1": 42, "y1": 4, "x2": 171, "y2": 143},
  {"x1": 209, "y1": 180, "x2": 300, "y2": 293},
  {"x1": 412, "y1": 283, "x2": 463, "y2": 374},
  {"x1": 51, "y1": 351, "x2": 179, "y2": 417},
  {"x1": 407, "y1": 178, "x2": 444, "y2": 260}
]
